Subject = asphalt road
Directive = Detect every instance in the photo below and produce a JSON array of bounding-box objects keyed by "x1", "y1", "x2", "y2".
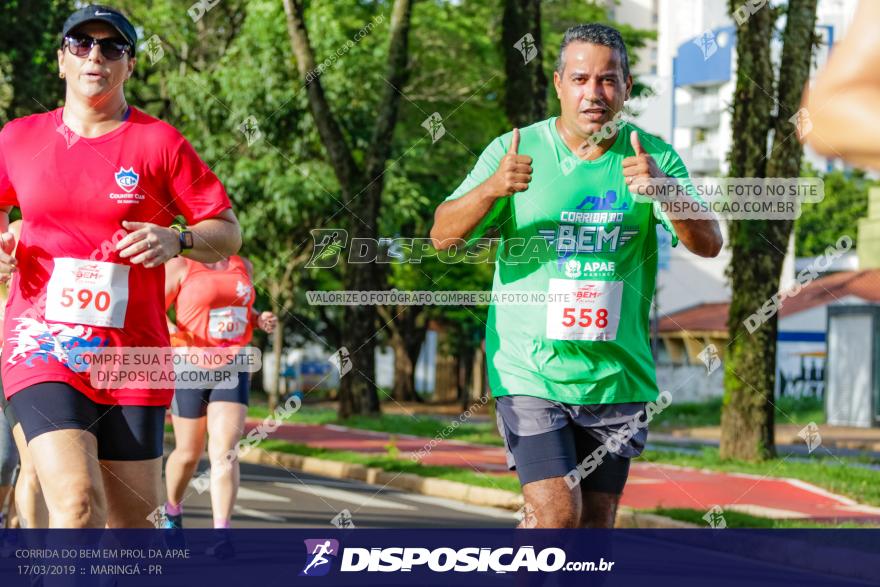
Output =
[{"x1": 171, "y1": 460, "x2": 517, "y2": 529}]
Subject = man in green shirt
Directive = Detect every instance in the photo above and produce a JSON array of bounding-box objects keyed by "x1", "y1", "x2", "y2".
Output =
[{"x1": 431, "y1": 24, "x2": 721, "y2": 528}]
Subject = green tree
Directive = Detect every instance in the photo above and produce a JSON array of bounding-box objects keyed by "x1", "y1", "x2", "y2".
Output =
[
  {"x1": 378, "y1": 0, "x2": 505, "y2": 402},
  {"x1": 0, "y1": 0, "x2": 74, "y2": 123},
  {"x1": 122, "y1": 0, "x2": 341, "y2": 408},
  {"x1": 282, "y1": 0, "x2": 415, "y2": 417},
  {"x1": 721, "y1": 0, "x2": 820, "y2": 460},
  {"x1": 796, "y1": 167, "x2": 873, "y2": 256}
]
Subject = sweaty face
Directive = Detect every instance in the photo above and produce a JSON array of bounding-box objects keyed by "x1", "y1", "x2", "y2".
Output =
[
  {"x1": 57, "y1": 21, "x2": 134, "y2": 101},
  {"x1": 554, "y1": 42, "x2": 632, "y2": 139}
]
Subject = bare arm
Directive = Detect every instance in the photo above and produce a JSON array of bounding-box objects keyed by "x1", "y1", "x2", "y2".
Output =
[
  {"x1": 0, "y1": 207, "x2": 15, "y2": 280},
  {"x1": 668, "y1": 215, "x2": 723, "y2": 258},
  {"x1": 430, "y1": 129, "x2": 532, "y2": 250},
  {"x1": 430, "y1": 182, "x2": 509, "y2": 250},
  {"x1": 117, "y1": 208, "x2": 242, "y2": 268},
  {"x1": 164, "y1": 256, "x2": 188, "y2": 334},
  {"x1": 185, "y1": 208, "x2": 243, "y2": 262},
  {"x1": 625, "y1": 132, "x2": 722, "y2": 258},
  {"x1": 241, "y1": 256, "x2": 277, "y2": 333},
  {"x1": 806, "y1": 1, "x2": 880, "y2": 169}
]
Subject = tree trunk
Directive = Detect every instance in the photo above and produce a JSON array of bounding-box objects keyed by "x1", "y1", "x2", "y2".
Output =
[
  {"x1": 392, "y1": 335, "x2": 415, "y2": 402},
  {"x1": 391, "y1": 329, "x2": 424, "y2": 402},
  {"x1": 472, "y1": 343, "x2": 486, "y2": 402},
  {"x1": 458, "y1": 347, "x2": 475, "y2": 410},
  {"x1": 282, "y1": 0, "x2": 414, "y2": 418},
  {"x1": 721, "y1": 0, "x2": 819, "y2": 460},
  {"x1": 269, "y1": 298, "x2": 284, "y2": 412},
  {"x1": 502, "y1": 0, "x2": 547, "y2": 127},
  {"x1": 386, "y1": 305, "x2": 426, "y2": 403}
]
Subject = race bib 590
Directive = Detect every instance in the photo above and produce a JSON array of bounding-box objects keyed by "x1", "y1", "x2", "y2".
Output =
[{"x1": 46, "y1": 258, "x2": 130, "y2": 328}]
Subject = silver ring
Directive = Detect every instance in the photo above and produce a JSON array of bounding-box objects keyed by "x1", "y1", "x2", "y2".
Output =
[{"x1": 146, "y1": 240, "x2": 152, "y2": 250}]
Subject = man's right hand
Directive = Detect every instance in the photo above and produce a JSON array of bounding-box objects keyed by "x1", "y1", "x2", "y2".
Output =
[
  {"x1": 0, "y1": 231, "x2": 16, "y2": 283},
  {"x1": 486, "y1": 128, "x2": 533, "y2": 198}
]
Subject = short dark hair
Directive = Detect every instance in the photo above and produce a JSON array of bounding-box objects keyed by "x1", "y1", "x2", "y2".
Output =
[{"x1": 556, "y1": 24, "x2": 629, "y2": 79}]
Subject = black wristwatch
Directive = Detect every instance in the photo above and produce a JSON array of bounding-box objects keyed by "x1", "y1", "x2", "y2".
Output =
[{"x1": 171, "y1": 224, "x2": 194, "y2": 255}]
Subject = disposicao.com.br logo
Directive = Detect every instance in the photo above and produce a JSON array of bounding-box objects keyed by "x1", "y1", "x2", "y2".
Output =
[
  {"x1": 300, "y1": 539, "x2": 339, "y2": 576},
  {"x1": 300, "y1": 540, "x2": 613, "y2": 575}
]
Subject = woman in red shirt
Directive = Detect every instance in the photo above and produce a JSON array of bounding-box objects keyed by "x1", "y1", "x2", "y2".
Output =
[
  {"x1": 163, "y1": 255, "x2": 276, "y2": 534},
  {"x1": 0, "y1": 5, "x2": 241, "y2": 528}
]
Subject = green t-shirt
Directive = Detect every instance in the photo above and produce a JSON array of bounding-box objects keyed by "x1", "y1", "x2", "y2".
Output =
[{"x1": 445, "y1": 117, "x2": 690, "y2": 405}]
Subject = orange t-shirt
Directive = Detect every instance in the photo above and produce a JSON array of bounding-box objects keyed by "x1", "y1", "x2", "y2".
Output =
[{"x1": 168, "y1": 256, "x2": 255, "y2": 348}]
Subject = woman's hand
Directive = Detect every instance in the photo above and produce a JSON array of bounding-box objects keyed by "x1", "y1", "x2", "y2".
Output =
[
  {"x1": 257, "y1": 311, "x2": 277, "y2": 333},
  {"x1": 116, "y1": 221, "x2": 181, "y2": 268},
  {"x1": 0, "y1": 231, "x2": 17, "y2": 283}
]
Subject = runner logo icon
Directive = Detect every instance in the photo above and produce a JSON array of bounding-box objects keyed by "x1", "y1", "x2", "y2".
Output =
[
  {"x1": 114, "y1": 167, "x2": 139, "y2": 193},
  {"x1": 300, "y1": 539, "x2": 339, "y2": 576}
]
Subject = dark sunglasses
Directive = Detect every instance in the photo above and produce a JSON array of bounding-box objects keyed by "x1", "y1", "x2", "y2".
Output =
[{"x1": 63, "y1": 34, "x2": 131, "y2": 61}]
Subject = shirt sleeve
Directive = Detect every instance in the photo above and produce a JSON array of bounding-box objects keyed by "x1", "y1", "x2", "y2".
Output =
[
  {"x1": 443, "y1": 135, "x2": 510, "y2": 242},
  {"x1": 652, "y1": 145, "x2": 699, "y2": 248},
  {"x1": 0, "y1": 125, "x2": 18, "y2": 208},
  {"x1": 168, "y1": 135, "x2": 232, "y2": 224}
]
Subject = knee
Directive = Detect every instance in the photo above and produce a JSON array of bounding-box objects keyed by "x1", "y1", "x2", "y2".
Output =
[
  {"x1": 521, "y1": 498, "x2": 581, "y2": 529},
  {"x1": 579, "y1": 492, "x2": 620, "y2": 528},
  {"x1": 16, "y1": 465, "x2": 40, "y2": 496},
  {"x1": 546, "y1": 505, "x2": 581, "y2": 529},
  {"x1": 210, "y1": 448, "x2": 238, "y2": 474},
  {"x1": 208, "y1": 437, "x2": 240, "y2": 465},
  {"x1": 53, "y1": 481, "x2": 106, "y2": 527},
  {"x1": 172, "y1": 447, "x2": 204, "y2": 469}
]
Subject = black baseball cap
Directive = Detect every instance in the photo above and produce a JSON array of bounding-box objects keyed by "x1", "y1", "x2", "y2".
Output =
[{"x1": 62, "y1": 5, "x2": 138, "y2": 55}]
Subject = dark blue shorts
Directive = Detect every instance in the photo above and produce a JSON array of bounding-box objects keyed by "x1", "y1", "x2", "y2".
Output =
[
  {"x1": 495, "y1": 395, "x2": 648, "y2": 493},
  {"x1": 9, "y1": 382, "x2": 165, "y2": 461},
  {"x1": 171, "y1": 371, "x2": 250, "y2": 419}
]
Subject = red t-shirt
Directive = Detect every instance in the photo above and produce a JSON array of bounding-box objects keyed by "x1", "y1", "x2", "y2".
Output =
[
  {"x1": 168, "y1": 256, "x2": 255, "y2": 348},
  {"x1": 0, "y1": 107, "x2": 232, "y2": 406}
]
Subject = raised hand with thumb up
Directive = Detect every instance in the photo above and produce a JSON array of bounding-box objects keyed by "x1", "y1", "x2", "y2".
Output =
[
  {"x1": 0, "y1": 230, "x2": 16, "y2": 283},
  {"x1": 486, "y1": 128, "x2": 533, "y2": 198},
  {"x1": 622, "y1": 130, "x2": 663, "y2": 196}
]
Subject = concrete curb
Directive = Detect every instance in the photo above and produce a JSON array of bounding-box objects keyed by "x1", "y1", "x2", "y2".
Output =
[
  {"x1": 245, "y1": 446, "x2": 697, "y2": 527},
  {"x1": 164, "y1": 432, "x2": 695, "y2": 528},
  {"x1": 660, "y1": 427, "x2": 880, "y2": 453},
  {"x1": 239, "y1": 446, "x2": 526, "y2": 510}
]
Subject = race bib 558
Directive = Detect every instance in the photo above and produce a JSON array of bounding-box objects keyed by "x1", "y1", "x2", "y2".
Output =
[{"x1": 546, "y1": 278, "x2": 622, "y2": 341}]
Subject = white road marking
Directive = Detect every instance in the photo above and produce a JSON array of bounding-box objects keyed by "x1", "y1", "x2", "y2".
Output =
[
  {"x1": 274, "y1": 482, "x2": 417, "y2": 511},
  {"x1": 397, "y1": 493, "x2": 516, "y2": 520},
  {"x1": 723, "y1": 504, "x2": 811, "y2": 519},
  {"x1": 233, "y1": 505, "x2": 286, "y2": 523},
  {"x1": 237, "y1": 486, "x2": 291, "y2": 503},
  {"x1": 189, "y1": 481, "x2": 291, "y2": 503},
  {"x1": 625, "y1": 476, "x2": 662, "y2": 485}
]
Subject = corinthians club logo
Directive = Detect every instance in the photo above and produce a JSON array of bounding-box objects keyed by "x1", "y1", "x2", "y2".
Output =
[{"x1": 114, "y1": 167, "x2": 139, "y2": 193}]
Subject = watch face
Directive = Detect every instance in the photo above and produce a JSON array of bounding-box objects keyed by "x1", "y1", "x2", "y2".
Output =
[{"x1": 182, "y1": 230, "x2": 194, "y2": 249}]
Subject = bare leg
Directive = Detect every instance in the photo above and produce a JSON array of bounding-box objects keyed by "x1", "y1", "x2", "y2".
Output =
[
  {"x1": 28, "y1": 429, "x2": 107, "y2": 528},
  {"x1": 11, "y1": 423, "x2": 47, "y2": 528},
  {"x1": 579, "y1": 491, "x2": 621, "y2": 528},
  {"x1": 164, "y1": 414, "x2": 208, "y2": 508},
  {"x1": 102, "y1": 457, "x2": 163, "y2": 528},
  {"x1": 520, "y1": 476, "x2": 581, "y2": 528},
  {"x1": 206, "y1": 402, "x2": 246, "y2": 527}
]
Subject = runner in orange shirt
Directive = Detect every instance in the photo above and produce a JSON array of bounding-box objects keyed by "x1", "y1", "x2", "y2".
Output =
[{"x1": 163, "y1": 255, "x2": 276, "y2": 537}]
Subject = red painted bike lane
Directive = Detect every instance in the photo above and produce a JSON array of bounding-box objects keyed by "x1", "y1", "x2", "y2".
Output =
[{"x1": 246, "y1": 420, "x2": 880, "y2": 523}]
